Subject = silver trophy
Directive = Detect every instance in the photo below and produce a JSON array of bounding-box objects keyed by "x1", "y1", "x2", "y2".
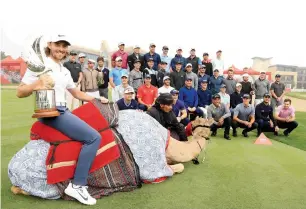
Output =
[{"x1": 21, "y1": 35, "x2": 60, "y2": 118}]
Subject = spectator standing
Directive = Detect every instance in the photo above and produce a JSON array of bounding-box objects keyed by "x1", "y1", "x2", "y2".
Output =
[
  {"x1": 254, "y1": 71, "x2": 270, "y2": 106},
  {"x1": 95, "y1": 56, "x2": 109, "y2": 99},
  {"x1": 223, "y1": 68, "x2": 237, "y2": 94},
  {"x1": 109, "y1": 57, "x2": 128, "y2": 88},
  {"x1": 128, "y1": 59, "x2": 143, "y2": 97},
  {"x1": 81, "y1": 59, "x2": 102, "y2": 99},
  {"x1": 209, "y1": 69, "x2": 224, "y2": 95},
  {"x1": 143, "y1": 43, "x2": 161, "y2": 71},
  {"x1": 64, "y1": 51, "x2": 83, "y2": 110},
  {"x1": 198, "y1": 64, "x2": 210, "y2": 90},
  {"x1": 270, "y1": 74, "x2": 286, "y2": 109},
  {"x1": 158, "y1": 76, "x2": 174, "y2": 95},
  {"x1": 111, "y1": 42, "x2": 128, "y2": 69},
  {"x1": 127, "y1": 45, "x2": 145, "y2": 72},
  {"x1": 160, "y1": 46, "x2": 172, "y2": 73},
  {"x1": 157, "y1": 61, "x2": 169, "y2": 87},
  {"x1": 186, "y1": 48, "x2": 201, "y2": 74},
  {"x1": 170, "y1": 47, "x2": 187, "y2": 71},
  {"x1": 202, "y1": 53, "x2": 213, "y2": 76},
  {"x1": 212, "y1": 50, "x2": 224, "y2": 76}
]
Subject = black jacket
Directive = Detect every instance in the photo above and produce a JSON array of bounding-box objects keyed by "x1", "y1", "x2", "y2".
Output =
[
  {"x1": 255, "y1": 102, "x2": 275, "y2": 125},
  {"x1": 201, "y1": 61, "x2": 213, "y2": 77},
  {"x1": 127, "y1": 53, "x2": 145, "y2": 71},
  {"x1": 230, "y1": 91, "x2": 244, "y2": 109},
  {"x1": 147, "y1": 105, "x2": 188, "y2": 141}
]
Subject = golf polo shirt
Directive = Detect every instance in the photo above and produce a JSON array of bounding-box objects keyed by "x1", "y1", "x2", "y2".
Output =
[{"x1": 137, "y1": 84, "x2": 158, "y2": 105}]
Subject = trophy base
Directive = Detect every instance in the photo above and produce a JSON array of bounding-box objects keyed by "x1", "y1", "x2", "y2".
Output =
[{"x1": 32, "y1": 109, "x2": 60, "y2": 118}]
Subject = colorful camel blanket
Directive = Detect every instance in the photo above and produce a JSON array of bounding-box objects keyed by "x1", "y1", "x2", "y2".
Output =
[{"x1": 30, "y1": 100, "x2": 120, "y2": 184}]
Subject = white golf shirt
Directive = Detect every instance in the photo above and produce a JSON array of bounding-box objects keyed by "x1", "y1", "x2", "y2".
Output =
[{"x1": 22, "y1": 57, "x2": 76, "y2": 105}]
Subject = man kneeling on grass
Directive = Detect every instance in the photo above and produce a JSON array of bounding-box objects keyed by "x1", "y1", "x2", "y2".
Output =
[
  {"x1": 274, "y1": 98, "x2": 298, "y2": 136},
  {"x1": 232, "y1": 94, "x2": 258, "y2": 137},
  {"x1": 207, "y1": 94, "x2": 231, "y2": 140}
]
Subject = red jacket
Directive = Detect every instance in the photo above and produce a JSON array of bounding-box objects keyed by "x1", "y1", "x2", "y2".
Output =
[{"x1": 30, "y1": 102, "x2": 120, "y2": 184}]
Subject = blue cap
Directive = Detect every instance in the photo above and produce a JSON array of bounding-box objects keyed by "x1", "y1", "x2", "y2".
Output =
[
  {"x1": 145, "y1": 74, "x2": 151, "y2": 79},
  {"x1": 170, "y1": 89, "x2": 179, "y2": 95},
  {"x1": 220, "y1": 84, "x2": 226, "y2": 88}
]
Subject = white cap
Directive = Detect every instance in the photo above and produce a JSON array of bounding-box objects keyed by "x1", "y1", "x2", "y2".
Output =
[
  {"x1": 118, "y1": 42, "x2": 125, "y2": 46},
  {"x1": 121, "y1": 73, "x2": 128, "y2": 78},
  {"x1": 48, "y1": 34, "x2": 71, "y2": 45},
  {"x1": 78, "y1": 53, "x2": 86, "y2": 58},
  {"x1": 236, "y1": 83, "x2": 242, "y2": 87},
  {"x1": 124, "y1": 87, "x2": 134, "y2": 94},
  {"x1": 163, "y1": 76, "x2": 170, "y2": 81},
  {"x1": 186, "y1": 63, "x2": 192, "y2": 68},
  {"x1": 115, "y1": 56, "x2": 123, "y2": 61},
  {"x1": 133, "y1": 45, "x2": 140, "y2": 49},
  {"x1": 177, "y1": 47, "x2": 182, "y2": 51},
  {"x1": 88, "y1": 59, "x2": 96, "y2": 64},
  {"x1": 242, "y1": 73, "x2": 249, "y2": 77}
]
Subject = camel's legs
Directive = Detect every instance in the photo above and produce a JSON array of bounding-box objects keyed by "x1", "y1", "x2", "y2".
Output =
[{"x1": 11, "y1": 186, "x2": 29, "y2": 196}]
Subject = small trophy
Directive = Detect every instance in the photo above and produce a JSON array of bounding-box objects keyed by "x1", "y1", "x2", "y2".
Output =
[{"x1": 22, "y1": 35, "x2": 60, "y2": 118}]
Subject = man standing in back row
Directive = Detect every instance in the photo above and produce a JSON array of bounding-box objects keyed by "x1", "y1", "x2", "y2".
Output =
[
  {"x1": 270, "y1": 74, "x2": 286, "y2": 110},
  {"x1": 64, "y1": 51, "x2": 83, "y2": 110}
]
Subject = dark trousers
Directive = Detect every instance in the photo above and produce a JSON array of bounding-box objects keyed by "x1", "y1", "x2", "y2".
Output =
[
  {"x1": 232, "y1": 120, "x2": 258, "y2": 133},
  {"x1": 181, "y1": 118, "x2": 190, "y2": 126},
  {"x1": 210, "y1": 117, "x2": 231, "y2": 135},
  {"x1": 276, "y1": 120, "x2": 298, "y2": 134},
  {"x1": 39, "y1": 107, "x2": 101, "y2": 186},
  {"x1": 188, "y1": 107, "x2": 204, "y2": 118},
  {"x1": 256, "y1": 119, "x2": 275, "y2": 134}
]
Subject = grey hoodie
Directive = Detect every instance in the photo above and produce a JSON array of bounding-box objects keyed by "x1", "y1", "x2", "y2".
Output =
[{"x1": 186, "y1": 71, "x2": 199, "y2": 90}]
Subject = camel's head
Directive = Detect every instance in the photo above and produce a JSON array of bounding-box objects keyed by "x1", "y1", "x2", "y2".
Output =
[{"x1": 191, "y1": 117, "x2": 214, "y2": 139}]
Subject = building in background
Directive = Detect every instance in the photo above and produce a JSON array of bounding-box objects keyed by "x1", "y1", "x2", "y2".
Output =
[{"x1": 251, "y1": 57, "x2": 299, "y2": 89}]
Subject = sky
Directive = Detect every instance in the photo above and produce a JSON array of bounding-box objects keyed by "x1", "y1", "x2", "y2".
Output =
[{"x1": 1, "y1": 0, "x2": 306, "y2": 69}]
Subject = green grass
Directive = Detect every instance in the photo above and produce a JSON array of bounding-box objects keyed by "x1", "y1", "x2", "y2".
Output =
[
  {"x1": 287, "y1": 92, "x2": 306, "y2": 100},
  {"x1": 2, "y1": 89, "x2": 306, "y2": 209}
]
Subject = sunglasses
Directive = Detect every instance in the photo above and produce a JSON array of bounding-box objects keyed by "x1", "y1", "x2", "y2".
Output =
[{"x1": 117, "y1": 60, "x2": 123, "y2": 62}]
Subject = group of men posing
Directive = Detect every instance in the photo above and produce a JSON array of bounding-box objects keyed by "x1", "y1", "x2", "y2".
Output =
[{"x1": 63, "y1": 43, "x2": 299, "y2": 141}]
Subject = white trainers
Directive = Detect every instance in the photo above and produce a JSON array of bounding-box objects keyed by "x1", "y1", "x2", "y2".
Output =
[{"x1": 64, "y1": 182, "x2": 97, "y2": 205}]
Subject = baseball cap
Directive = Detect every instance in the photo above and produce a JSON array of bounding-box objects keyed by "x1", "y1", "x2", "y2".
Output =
[
  {"x1": 162, "y1": 46, "x2": 169, "y2": 50},
  {"x1": 49, "y1": 34, "x2": 71, "y2": 45},
  {"x1": 199, "y1": 64, "x2": 206, "y2": 69},
  {"x1": 203, "y1": 53, "x2": 209, "y2": 56},
  {"x1": 176, "y1": 61, "x2": 182, "y2": 65},
  {"x1": 177, "y1": 47, "x2": 183, "y2": 51},
  {"x1": 212, "y1": 94, "x2": 221, "y2": 99},
  {"x1": 201, "y1": 80, "x2": 208, "y2": 83},
  {"x1": 242, "y1": 73, "x2": 249, "y2": 77},
  {"x1": 163, "y1": 76, "x2": 170, "y2": 81},
  {"x1": 236, "y1": 83, "x2": 242, "y2": 87},
  {"x1": 264, "y1": 93, "x2": 271, "y2": 98},
  {"x1": 160, "y1": 61, "x2": 168, "y2": 65},
  {"x1": 186, "y1": 63, "x2": 192, "y2": 68},
  {"x1": 115, "y1": 56, "x2": 122, "y2": 61},
  {"x1": 121, "y1": 73, "x2": 128, "y2": 78},
  {"x1": 185, "y1": 77, "x2": 192, "y2": 81},
  {"x1": 88, "y1": 59, "x2": 96, "y2": 64},
  {"x1": 133, "y1": 45, "x2": 140, "y2": 49},
  {"x1": 170, "y1": 89, "x2": 179, "y2": 95},
  {"x1": 118, "y1": 42, "x2": 125, "y2": 46},
  {"x1": 124, "y1": 87, "x2": 134, "y2": 94},
  {"x1": 147, "y1": 58, "x2": 154, "y2": 62},
  {"x1": 69, "y1": 51, "x2": 77, "y2": 55},
  {"x1": 150, "y1": 43, "x2": 156, "y2": 47},
  {"x1": 78, "y1": 53, "x2": 86, "y2": 58},
  {"x1": 275, "y1": 74, "x2": 281, "y2": 77},
  {"x1": 243, "y1": 94, "x2": 250, "y2": 99},
  {"x1": 220, "y1": 84, "x2": 226, "y2": 88},
  {"x1": 134, "y1": 59, "x2": 141, "y2": 64},
  {"x1": 145, "y1": 74, "x2": 151, "y2": 79}
]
